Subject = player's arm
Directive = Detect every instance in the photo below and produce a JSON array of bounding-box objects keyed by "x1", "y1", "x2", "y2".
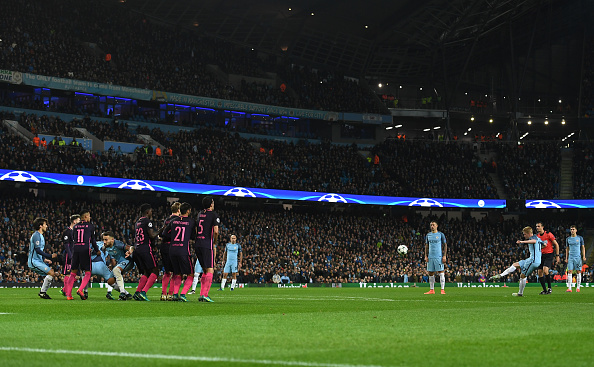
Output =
[
  {"x1": 222, "y1": 247, "x2": 227, "y2": 266},
  {"x1": 214, "y1": 225, "x2": 219, "y2": 253},
  {"x1": 238, "y1": 245, "x2": 243, "y2": 269},
  {"x1": 441, "y1": 233, "x2": 447, "y2": 261},
  {"x1": 34, "y1": 247, "x2": 55, "y2": 260},
  {"x1": 552, "y1": 237, "x2": 560, "y2": 260},
  {"x1": 517, "y1": 239, "x2": 537, "y2": 244},
  {"x1": 91, "y1": 229, "x2": 101, "y2": 255},
  {"x1": 147, "y1": 222, "x2": 158, "y2": 239},
  {"x1": 565, "y1": 238, "x2": 569, "y2": 263},
  {"x1": 581, "y1": 237, "x2": 586, "y2": 261},
  {"x1": 424, "y1": 235, "x2": 428, "y2": 260}
]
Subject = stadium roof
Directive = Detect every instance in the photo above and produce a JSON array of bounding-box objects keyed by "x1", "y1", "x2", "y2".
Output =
[{"x1": 122, "y1": 0, "x2": 583, "y2": 84}]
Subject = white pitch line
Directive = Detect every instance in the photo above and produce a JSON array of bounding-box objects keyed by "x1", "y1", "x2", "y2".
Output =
[
  {"x1": 0, "y1": 346, "x2": 395, "y2": 367},
  {"x1": 0, "y1": 313, "x2": 12, "y2": 315}
]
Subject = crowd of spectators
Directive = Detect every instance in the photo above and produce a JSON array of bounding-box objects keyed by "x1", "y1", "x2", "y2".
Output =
[
  {"x1": 84, "y1": 119, "x2": 140, "y2": 143},
  {"x1": 18, "y1": 113, "x2": 84, "y2": 138},
  {"x1": 0, "y1": 191, "x2": 588, "y2": 286},
  {"x1": 373, "y1": 139, "x2": 499, "y2": 199},
  {"x1": 572, "y1": 142, "x2": 594, "y2": 199},
  {"x1": 0, "y1": 0, "x2": 385, "y2": 114},
  {"x1": 496, "y1": 142, "x2": 561, "y2": 199},
  {"x1": 1, "y1": 107, "x2": 576, "y2": 202}
]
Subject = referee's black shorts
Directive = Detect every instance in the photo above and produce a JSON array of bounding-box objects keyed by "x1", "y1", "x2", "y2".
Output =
[{"x1": 538, "y1": 253, "x2": 554, "y2": 269}]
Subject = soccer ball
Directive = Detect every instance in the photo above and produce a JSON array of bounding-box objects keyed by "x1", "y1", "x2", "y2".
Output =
[
  {"x1": 318, "y1": 193, "x2": 347, "y2": 203},
  {"x1": 224, "y1": 187, "x2": 256, "y2": 197},
  {"x1": 118, "y1": 180, "x2": 155, "y2": 191},
  {"x1": 397, "y1": 245, "x2": 408, "y2": 255},
  {"x1": 525, "y1": 200, "x2": 561, "y2": 209},
  {"x1": 408, "y1": 198, "x2": 443, "y2": 207},
  {"x1": 0, "y1": 170, "x2": 41, "y2": 183}
]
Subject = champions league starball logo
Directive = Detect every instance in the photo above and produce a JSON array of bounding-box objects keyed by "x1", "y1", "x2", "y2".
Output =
[
  {"x1": 408, "y1": 198, "x2": 443, "y2": 207},
  {"x1": 317, "y1": 193, "x2": 348, "y2": 203},
  {"x1": 525, "y1": 200, "x2": 561, "y2": 209},
  {"x1": 118, "y1": 180, "x2": 155, "y2": 191},
  {"x1": 224, "y1": 187, "x2": 257, "y2": 197},
  {"x1": 0, "y1": 170, "x2": 41, "y2": 183}
]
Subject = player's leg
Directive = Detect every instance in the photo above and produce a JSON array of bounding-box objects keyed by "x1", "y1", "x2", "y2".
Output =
[
  {"x1": 139, "y1": 250, "x2": 159, "y2": 300},
  {"x1": 180, "y1": 256, "x2": 195, "y2": 301},
  {"x1": 190, "y1": 260, "x2": 203, "y2": 293},
  {"x1": 37, "y1": 264, "x2": 54, "y2": 298},
  {"x1": 576, "y1": 270, "x2": 582, "y2": 292},
  {"x1": 537, "y1": 266, "x2": 547, "y2": 293},
  {"x1": 424, "y1": 267, "x2": 435, "y2": 294},
  {"x1": 61, "y1": 258, "x2": 71, "y2": 296},
  {"x1": 161, "y1": 252, "x2": 172, "y2": 300},
  {"x1": 230, "y1": 271, "x2": 237, "y2": 290},
  {"x1": 220, "y1": 270, "x2": 229, "y2": 291},
  {"x1": 566, "y1": 260, "x2": 575, "y2": 292},
  {"x1": 438, "y1": 270, "x2": 446, "y2": 294},
  {"x1": 197, "y1": 248, "x2": 215, "y2": 302},
  {"x1": 513, "y1": 274, "x2": 527, "y2": 296},
  {"x1": 161, "y1": 271, "x2": 171, "y2": 300},
  {"x1": 65, "y1": 254, "x2": 82, "y2": 299},
  {"x1": 133, "y1": 255, "x2": 147, "y2": 300},
  {"x1": 169, "y1": 254, "x2": 183, "y2": 300},
  {"x1": 493, "y1": 262, "x2": 519, "y2": 280}
]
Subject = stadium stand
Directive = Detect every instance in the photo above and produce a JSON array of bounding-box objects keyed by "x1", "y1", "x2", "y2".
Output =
[
  {"x1": 0, "y1": 0, "x2": 384, "y2": 114},
  {"x1": 0, "y1": 191, "x2": 586, "y2": 286}
]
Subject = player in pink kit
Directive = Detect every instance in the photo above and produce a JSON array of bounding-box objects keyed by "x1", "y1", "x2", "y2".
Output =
[
  {"x1": 195, "y1": 197, "x2": 220, "y2": 302},
  {"x1": 132, "y1": 204, "x2": 160, "y2": 301},
  {"x1": 167, "y1": 202, "x2": 197, "y2": 302}
]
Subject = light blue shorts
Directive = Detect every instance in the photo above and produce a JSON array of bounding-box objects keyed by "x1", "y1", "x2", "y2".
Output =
[
  {"x1": 567, "y1": 257, "x2": 582, "y2": 272},
  {"x1": 194, "y1": 260, "x2": 203, "y2": 274},
  {"x1": 224, "y1": 261, "x2": 238, "y2": 274},
  {"x1": 427, "y1": 258, "x2": 444, "y2": 272},
  {"x1": 519, "y1": 258, "x2": 540, "y2": 277},
  {"x1": 29, "y1": 260, "x2": 51, "y2": 276},
  {"x1": 91, "y1": 261, "x2": 114, "y2": 281}
]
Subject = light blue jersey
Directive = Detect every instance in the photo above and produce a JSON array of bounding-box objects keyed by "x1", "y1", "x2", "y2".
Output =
[
  {"x1": 28, "y1": 231, "x2": 51, "y2": 275},
  {"x1": 567, "y1": 235, "x2": 584, "y2": 258},
  {"x1": 518, "y1": 235, "x2": 543, "y2": 276},
  {"x1": 225, "y1": 243, "x2": 242, "y2": 263},
  {"x1": 425, "y1": 232, "x2": 446, "y2": 258},
  {"x1": 28, "y1": 231, "x2": 46, "y2": 263},
  {"x1": 223, "y1": 242, "x2": 242, "y2": 273},
  {"x1": 566, "y1": 235, "x2": 584, "y2": 271},
  {"x1": 103, "y1": 240, "x2": 128, "y2": 264}
]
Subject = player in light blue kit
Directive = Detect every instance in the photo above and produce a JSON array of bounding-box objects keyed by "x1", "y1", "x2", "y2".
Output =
[
  {"x1": 219, "y1": 235, "x2": 243, "y2": 291},
  {"x1": 28, "y1": 217, "x2": 58, "y2": 299},
  {"x1": 565, "y1": 225, "x2": 586, "y2": 293},
  {"x1": 101, "y1": 231, "x2": 134, "y2": 300},
  {"x1": 84, "y1": 236, "x2": 121, "y2": 300},
  {"x1": 491, "y1": 226, "x2": 543, "y2": 297},
  {"x1": 424, "y1": 221, "x2": 447, "y2": 295}
]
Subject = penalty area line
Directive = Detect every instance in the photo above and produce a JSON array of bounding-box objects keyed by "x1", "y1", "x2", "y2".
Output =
[{"x1": 0, "y1": 346, "x2": 394, "y2": 367}]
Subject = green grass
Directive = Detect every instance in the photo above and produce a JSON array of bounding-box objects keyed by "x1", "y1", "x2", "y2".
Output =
[{"x1": 0, "y1": 286, "x2": 592, "y2": 367}]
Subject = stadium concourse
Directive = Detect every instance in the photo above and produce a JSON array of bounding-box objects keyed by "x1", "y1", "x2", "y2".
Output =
[{"x1": 0, "y1": 189, "x2": 589, "y2": 289}]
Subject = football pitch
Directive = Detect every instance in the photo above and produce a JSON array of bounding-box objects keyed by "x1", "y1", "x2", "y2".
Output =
[{"x1": 0, "y1": 286, "x2": 592, "y2": 367}]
